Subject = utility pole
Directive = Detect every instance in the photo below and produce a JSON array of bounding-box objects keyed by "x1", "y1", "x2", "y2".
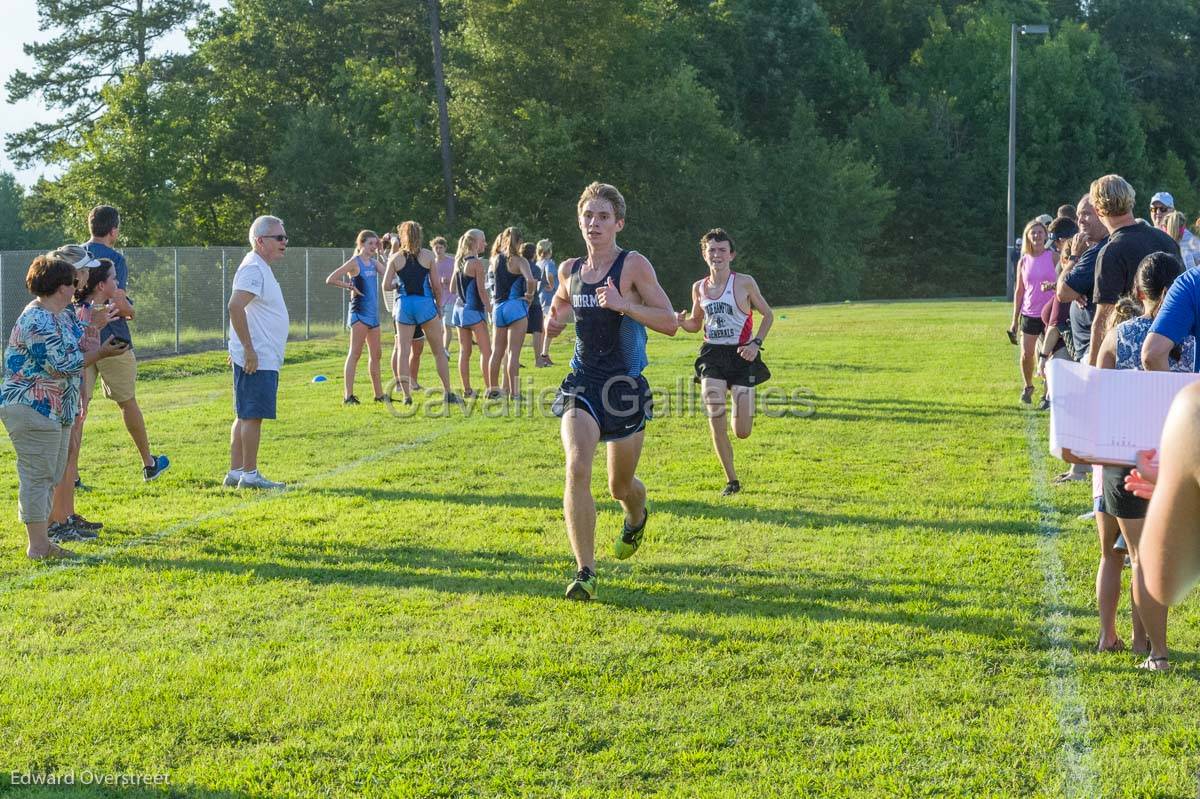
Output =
[{"x1": 428, "y1": 0, "x2": 456, "y2": 228}]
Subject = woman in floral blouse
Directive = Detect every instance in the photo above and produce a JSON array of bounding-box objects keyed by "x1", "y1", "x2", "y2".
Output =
[{"x1": 0, "y1": 253, "x2": 125, "y2": 559}]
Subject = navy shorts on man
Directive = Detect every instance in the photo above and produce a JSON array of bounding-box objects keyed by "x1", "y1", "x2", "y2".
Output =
[
  {"x1": 553, "y1": 371, "x2": 652, "y2": 442},
  {"x1": 233, "y1": 364, "x2": 279, "y2": 420}
]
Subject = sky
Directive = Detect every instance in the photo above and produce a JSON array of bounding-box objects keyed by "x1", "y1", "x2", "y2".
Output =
[{"x1": 0, "y1": 1, "x2": 224, "y2": 187}]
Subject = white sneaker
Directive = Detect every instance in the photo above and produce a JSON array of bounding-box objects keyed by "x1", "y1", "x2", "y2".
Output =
[
  {"x1": 237, "y1": 470, "x2": 285, "y2": 490},
  {"x1": 223, "y1": 469, "x2": 244, "y2": 488}
]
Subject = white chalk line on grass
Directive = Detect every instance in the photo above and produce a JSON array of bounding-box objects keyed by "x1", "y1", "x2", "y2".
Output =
[
  {"x1": 1024, "y1": 413, "x2": 1099, "y2": 797},
  {"x1": 0, "y1": 430, "x2": 447, "y2": 598}
]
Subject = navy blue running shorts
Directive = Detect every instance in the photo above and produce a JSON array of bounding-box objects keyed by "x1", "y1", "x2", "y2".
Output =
[{"x1": 553, "y1": 372, "x2": 653, "y2": 442}]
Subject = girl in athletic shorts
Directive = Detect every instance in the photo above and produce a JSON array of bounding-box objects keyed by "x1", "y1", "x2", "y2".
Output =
[
  {"x1": 1094, "y1": 253, "x2": 1192, "y2": 670},
  {"x1": 677, "y1": 228, "x2": 774, "y2": 496},
  {"x1": 536, "y1": 238, "x2": 560, "y2": 366},
  {"x1": 449, "y1": 229, "x2": 493, "y2": 397},
  {"x1": 522, "y1": 241, "x2": 549, "y2": 368},
  {"x1": 326, "y1": 230, "x2": 384, "y2": 405},
  {"x1": 382, "y1": 221, "x2": 460, "y2": 405},
  {"x1": 487, "y1": 227, "x2": 535, "y2": 399}
]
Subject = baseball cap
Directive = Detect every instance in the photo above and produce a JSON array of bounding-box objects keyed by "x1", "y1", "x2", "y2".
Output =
[{"x1": 1150, "y1": 191, "x2": 1175, "y2": 209}]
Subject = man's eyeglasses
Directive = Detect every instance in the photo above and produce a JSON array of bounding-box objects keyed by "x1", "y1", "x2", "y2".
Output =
[{"x1": 261, "y1": 234, "x2": 288, "y2": 242}]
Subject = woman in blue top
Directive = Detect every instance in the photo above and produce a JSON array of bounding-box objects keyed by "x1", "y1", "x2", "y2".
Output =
[
  {"x1": 1095, "y1": 251, "x2": 1193, "y2": 671},
  {"x1": 487, "y1": 227, "x2": 535, "y2": 398},
  {"x1": 449, "y1": 228, "x2": 493, "y2": 397},
  {"x1": 382, "y1": 221, "x2": 460, "y2": 405},
  {"x1": 536, "y1": 238, "x2": 558, "y2": 366},
  {"x1": 326, "y1": 230, "x2": 384, "y2": 405}
]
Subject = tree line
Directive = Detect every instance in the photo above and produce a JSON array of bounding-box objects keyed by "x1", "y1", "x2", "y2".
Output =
[{"x1": 3, "y1": 0, "x2": 1197, "y2": 304}]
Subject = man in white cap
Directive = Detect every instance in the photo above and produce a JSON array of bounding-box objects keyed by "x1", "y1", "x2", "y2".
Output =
[{"x1": 1150, "y1": 191, "x2": 1200, "y2": 269}]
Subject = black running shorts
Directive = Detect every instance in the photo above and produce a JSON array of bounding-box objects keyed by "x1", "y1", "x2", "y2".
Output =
[
  {"x1": 553, "y1": 371, "x2": 653, "y2": 442},
  {"x1": 693, "y1": 343, "x2": 771, "y2": 388},
  {"x1": 1101, "y1": 465, "x2": 1148, "y2": 520}
]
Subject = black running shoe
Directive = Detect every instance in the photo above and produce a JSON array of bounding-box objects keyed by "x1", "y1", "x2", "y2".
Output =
[
  {"x1": 344, "y1": 395, "x2": 361, "y2": 405},
  {"x1": 721, "y1": 480, "x2": 741, "y2": 496},
  {"x1": 66, "y1": 513, "x2": 102, "y2": 531}
]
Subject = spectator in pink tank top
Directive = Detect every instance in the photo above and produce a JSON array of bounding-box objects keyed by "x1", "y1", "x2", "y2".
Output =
[{"x1": 1008, "y1": 219, "x2": 1055, "y2": 404}]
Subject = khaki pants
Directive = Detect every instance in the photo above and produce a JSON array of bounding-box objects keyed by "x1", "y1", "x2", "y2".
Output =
[{"x1": 0, "y1": 403, "x2": 72, "y2": 523}]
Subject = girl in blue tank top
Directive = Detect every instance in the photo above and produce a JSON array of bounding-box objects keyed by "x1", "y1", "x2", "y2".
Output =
[
  {"x1": 449, "y1": 228, "x2": 494, "y2": 398},
  {"x1": 326, "y1": 230, "x2": 385, "y2": 404},
  {"x1": 487, "y1": 226, "x2": 536, "y2": 398},
  {"x1": 382, "y1": 221, "x2": 461, "y2": 405}
]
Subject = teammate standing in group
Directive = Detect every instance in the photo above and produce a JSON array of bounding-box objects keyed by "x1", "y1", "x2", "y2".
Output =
[
  {"x1": 450, "y1": 229, "x2": 493, "y2": 397},
  {"x1": 535, "y1": 239, "x2": 559, "y2": 366},
  {"x1": 488, "y1": 227, "x2": 535, "y2": 399},
  {"x1": 546, "y1": 182, "x2": 678, "y2": 601},
  {"x1": 326, "y1": 230, "x2": 384, "y2": 405},
  {"x1": 677, "y1": 228, "x2": 773, "y2": 496},
  {"x1": 382, "y1": 221, "x2": 459, "y2": 405}
]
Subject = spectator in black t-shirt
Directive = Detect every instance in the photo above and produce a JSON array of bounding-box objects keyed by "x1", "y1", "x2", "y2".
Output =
[
  {"x1": 1057, "y1": 193, "x2": 1110, "y2": 363},
  {"x1": 1087, "y1": 175, "x2": 1181, "y2": 366}
]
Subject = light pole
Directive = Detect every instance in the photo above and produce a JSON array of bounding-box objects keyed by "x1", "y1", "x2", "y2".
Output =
[{"x1": 1006, "y1": 23, "x2": 1049, "y2": 299}]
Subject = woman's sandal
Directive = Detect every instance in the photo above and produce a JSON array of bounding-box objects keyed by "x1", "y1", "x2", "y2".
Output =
[
  {"x1": 1136, "y1": 655, "x2": 1171, "y2": 672},
  {"x1": 28, "y1": 543, "x2": 77, "y2": 561}
]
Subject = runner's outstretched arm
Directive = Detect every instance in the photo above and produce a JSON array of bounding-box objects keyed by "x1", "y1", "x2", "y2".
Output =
[{"x1": 677, "y1": 281, "x2": 704, "y2": 333}]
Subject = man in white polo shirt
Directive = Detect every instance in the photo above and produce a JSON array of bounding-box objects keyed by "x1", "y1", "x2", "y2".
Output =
[{"x1": 225, "y1": 215, "x2": 290, "y2": 489}]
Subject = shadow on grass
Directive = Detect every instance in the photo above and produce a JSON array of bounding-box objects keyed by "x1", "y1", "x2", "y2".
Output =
[
  {"x1": 301, "y1": 485, "x2": 1042, "y2": 538},
  {"x1": 111, "y1": 541, "x2": 1048, "y2": 645}
]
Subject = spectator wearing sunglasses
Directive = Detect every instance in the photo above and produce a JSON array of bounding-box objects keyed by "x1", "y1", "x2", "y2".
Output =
[
  {"x1": 0, "y1": 253, "x2": 127, "y2": 559},
  {"x1": 225, "y1": 216, "x2": 290, "y2": 490}
]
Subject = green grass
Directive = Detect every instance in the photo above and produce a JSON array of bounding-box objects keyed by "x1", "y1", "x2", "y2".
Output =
[{"x1": 0, "y1": 299, "x2": 1197, "y2": 797}]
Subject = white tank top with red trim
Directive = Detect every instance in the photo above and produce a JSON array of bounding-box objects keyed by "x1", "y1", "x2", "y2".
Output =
[{"x1": 700, "y1": 272, "x2": 752, "y2": 345}]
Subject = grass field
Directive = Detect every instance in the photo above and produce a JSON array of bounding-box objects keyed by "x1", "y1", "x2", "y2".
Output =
[{"x1": 1, "y1": 299, "x2": 1199, "y2": 798}]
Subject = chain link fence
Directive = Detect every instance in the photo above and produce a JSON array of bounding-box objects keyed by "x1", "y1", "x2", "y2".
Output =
[{"x1": 0, "y1": 247, "x2": 356, "y2": 357}]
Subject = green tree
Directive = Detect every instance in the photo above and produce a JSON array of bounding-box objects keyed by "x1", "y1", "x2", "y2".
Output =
[{"x1": 5, "y1": 0, "x2": 201, "y2": 166}]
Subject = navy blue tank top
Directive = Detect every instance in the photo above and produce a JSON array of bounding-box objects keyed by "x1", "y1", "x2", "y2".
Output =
[
  {"x1": 459, "y1": 257, "x2": 484, "y2": 311},
  {"x1": 395, "y1": 252, "x2": 432, "y2": 298},
  {"x1": 349, "y1": 256, "x2": 379, "y2": 318},
  {"x1": 493, "y1": 255, "x2": 526, "y2": 301},
  {"x1": 567, "y1": 249, "x2": 648, "y2": 379}
]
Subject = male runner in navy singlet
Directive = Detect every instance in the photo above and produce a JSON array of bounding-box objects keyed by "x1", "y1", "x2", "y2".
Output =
[{"x1": 545, "y1": 182, "x2": 679, "y2": 601}]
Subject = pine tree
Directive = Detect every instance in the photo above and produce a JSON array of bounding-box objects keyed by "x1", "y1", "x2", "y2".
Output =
[{"x1": 4, "y1": 0, "x2": 200, "y2": 166}]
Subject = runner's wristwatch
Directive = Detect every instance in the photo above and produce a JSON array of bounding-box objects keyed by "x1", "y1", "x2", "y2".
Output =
[{"x1": 750, "y1": 337, "x2": 764, "y2": 349}]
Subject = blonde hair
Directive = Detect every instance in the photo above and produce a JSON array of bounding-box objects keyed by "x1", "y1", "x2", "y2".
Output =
[
  {"x1": 1162, "y1": 211, "x2": 1186, "y2": 242},
  {"x1": 397, "y1": 221, "x2": 422, "y2": 255},
  {"x1": 491, "y1": 226, "x2": 523, "y2": 259},
  {"x1": 354, "y1": 229, "x2": 378, "y2": 255},
  {"x1": 1090, "y1": 174, "x2": 1136, "y2": 217},
  {"x1": 536, "y1": 238, "x2": 553, "y2": 259},
  {"x1": 452, "y1": 229, "x2": 484, "y2": 297},
  {"x1": 577, "y1": 182, "x2": 626, "y2": 221},
  {"x1": 1020, "y1": 220, "x2": 1046, "y2": 256}
]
